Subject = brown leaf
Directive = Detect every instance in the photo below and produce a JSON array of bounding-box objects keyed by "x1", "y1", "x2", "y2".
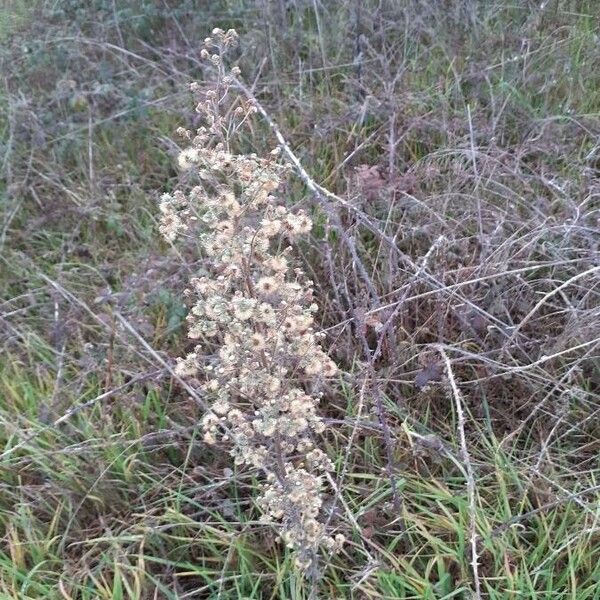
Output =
[
  {"x1": 354, "y1": 164, "x2": 386, "y2": 201},
  {"x1": 414, "y1": 363, "x2": 443, "y2": 388}
]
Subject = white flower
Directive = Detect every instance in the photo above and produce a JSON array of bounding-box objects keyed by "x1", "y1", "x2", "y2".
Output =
[
  {"x1": 232, "y1": 297, "x2": 256, "y2": 320},
  {"x1": 174, "y1": 353, "x2": 198, "y2": 377},
  {"x1": 267, "y1": 255, "x2": 288, "y2": 272},
  {"x1": 256, "y1": 276, "x2": 278, "y2": 295},
  {"x1": 250, "y1": 333, "x2": 266, "y2": 351},
  {"x1": 260, "y1": 218, "x2": 282, "y2": 237},
  {"x1": 178, "y1": 147, "x2": 200, "y2": 170}
]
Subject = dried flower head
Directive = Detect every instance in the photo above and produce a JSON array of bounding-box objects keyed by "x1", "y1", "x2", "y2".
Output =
[{"x1": 159, "y1": 31, "x2": 341, "y2": 571}]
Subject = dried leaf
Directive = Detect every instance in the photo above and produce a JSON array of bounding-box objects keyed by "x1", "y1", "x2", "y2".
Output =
[{"x1": 414, "y1": 363, "x2": 443, "y2": 388}]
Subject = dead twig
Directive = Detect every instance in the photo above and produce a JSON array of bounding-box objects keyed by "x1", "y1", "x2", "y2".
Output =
[{"x1": 438, "y1": 346, "x2": 482, "y2": 600}]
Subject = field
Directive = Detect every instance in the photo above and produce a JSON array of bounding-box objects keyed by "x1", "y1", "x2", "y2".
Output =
[{"x1": 0, "y1": 1, "x2": 599, "y2": 598}]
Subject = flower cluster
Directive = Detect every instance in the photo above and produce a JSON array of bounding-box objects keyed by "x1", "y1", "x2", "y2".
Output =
[{"x1": 159, "y1": 30, "x2": 342, "y2": 570}]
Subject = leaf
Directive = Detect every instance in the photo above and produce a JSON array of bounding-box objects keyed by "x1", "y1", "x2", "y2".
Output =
[{"x1": 414, "y1": 363, "x2": 443, "y2": 389}]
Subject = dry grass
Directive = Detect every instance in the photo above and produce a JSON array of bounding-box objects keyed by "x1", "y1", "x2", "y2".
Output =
[{"x1": 1, "y1": 1, "x2": 599, "y2": 598}]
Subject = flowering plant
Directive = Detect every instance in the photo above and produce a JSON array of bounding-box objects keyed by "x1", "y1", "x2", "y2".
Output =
[{"x1": 159, "y1": 28, "x2": 343, "y2": 570}]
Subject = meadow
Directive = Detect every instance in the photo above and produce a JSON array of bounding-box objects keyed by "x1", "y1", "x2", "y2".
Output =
[{"x1": 0, "y1": 1, "x2": 599, "y2": 598}]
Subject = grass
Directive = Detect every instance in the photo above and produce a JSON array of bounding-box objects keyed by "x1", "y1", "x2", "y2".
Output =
[
  {"x1": 2, "y1": 369, "x2": 598, "y2": 599},
  {"x1": 1, "y1": 0, "x2": 599, "y2": 598}
]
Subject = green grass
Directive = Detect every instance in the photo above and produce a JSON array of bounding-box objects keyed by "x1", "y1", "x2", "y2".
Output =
[
  {"x1": 1, "y1": 348, "x2": 598, "y2": 597},
  {"x1": 0, "y1": 1, "x2": 32, "y2": 43}
]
